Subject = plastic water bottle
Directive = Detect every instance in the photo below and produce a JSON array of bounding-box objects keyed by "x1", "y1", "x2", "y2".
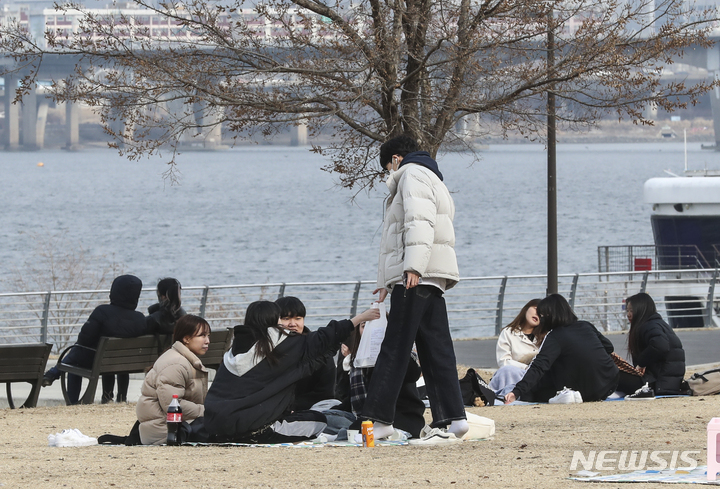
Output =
[{"x1": 166, "y1": 394, "x2": 182, "y2": 446}]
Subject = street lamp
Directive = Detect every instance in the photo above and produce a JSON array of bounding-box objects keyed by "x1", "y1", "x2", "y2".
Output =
[{"x1": 547, "y1": 6, "x2": 558, "y2": 295}]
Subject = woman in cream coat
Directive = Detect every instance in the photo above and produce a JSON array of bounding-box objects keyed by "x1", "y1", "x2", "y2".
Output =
[
  {"x1": 136, "y1": 314, "x2": 210, "y2": 445},
  {"x1": 490, "y1": 299, "x2": 541, "y2": 396}
]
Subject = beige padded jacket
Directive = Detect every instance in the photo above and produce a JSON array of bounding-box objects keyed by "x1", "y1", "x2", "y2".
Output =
[
  {"x1": 377, "y1": 164, "x2": 460, "y2": 291},
  {"x1": 136, "y1": 341, "x2": 208, "y2": 445}
]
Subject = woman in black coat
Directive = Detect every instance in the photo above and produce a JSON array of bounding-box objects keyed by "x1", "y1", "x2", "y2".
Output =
[
  {"x1": 504, "y1": 294, "x2": 619, "y2": 404},
  {"x1": 625, "y1": 293, "x2": 686, "y2": 395},
  {"x1": 146, "y1": 278, "x2": 186, "y2": 335}
]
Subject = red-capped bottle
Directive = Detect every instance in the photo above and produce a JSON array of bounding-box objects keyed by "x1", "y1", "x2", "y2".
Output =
[{"x1": 166, "y1": 394, "x2": 182, "y2": 446}]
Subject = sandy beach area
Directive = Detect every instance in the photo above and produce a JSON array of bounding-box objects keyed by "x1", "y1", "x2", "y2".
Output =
[{"x1": 1, "y1": 378, "x2": 718, "y2": 489}]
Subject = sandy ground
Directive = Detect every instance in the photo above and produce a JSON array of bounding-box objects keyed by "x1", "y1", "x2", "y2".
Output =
[{"x1": 1, "y1": 391, "x2": 718, "y2": 489}]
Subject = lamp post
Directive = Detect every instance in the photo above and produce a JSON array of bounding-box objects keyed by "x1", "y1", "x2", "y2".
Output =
[{"x1": 547, "y1": 6, "x2": 558, "y2": 295}]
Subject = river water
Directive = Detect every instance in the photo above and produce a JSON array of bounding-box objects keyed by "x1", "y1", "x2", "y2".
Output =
[{"x1": 1, "y1": 142, "x2": 716, "y2": 292}]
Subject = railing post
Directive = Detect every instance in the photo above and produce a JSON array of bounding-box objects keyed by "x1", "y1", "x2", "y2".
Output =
[
  {"x1": 705, "y1": 268, "x2": 718, "y2": 328},
  {"x1": 495, "y1": 277, "x2": 508, "y2": 336},
  {"x1": 350, "y1": 281, "x2": 362, "y2": 317},
  {"x1": 277, "y1": 283, "x2": 286, "y2": 300},
  {"x1": 628, "y1": 245, "x2": 633, "y2": 273},
  {"x1": 568, "y1": 274, "x2": 579, "y2": 308},
  {"x1": 640, "y1": 271, "x2": 649, "y2": 294},
  {"x1": 199, "y1": 286, "x2": 209, "y2": 318},
  {"x1": 40, "y1": 292, "x2": 51, "y2": 344}
]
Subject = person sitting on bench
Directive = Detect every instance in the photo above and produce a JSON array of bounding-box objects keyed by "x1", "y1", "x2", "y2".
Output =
[{"x1": 43, "y1": 274, "x2": 148, "y2": 404}]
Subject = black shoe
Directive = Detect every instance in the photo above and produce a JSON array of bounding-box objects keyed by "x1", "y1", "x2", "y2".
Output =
[
  {"x1": 101, "y1": 392, "x2": 114, "y2": 404},
  {"x1": 42, "y1": 375, "x2": 55, "y2": 387},
  {"x1": 116, "y1": 394, "x2": 127, "y2": 403},
  {"x1": 625, "y1": 383, "x2": 655, "y2": 400}
]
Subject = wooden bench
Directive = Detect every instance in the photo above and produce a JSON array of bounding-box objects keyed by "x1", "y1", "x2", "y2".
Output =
[
  {"x1": 57, "y1": 329, "x2": 233, "y2": 405},
  {"x1": 0, "y1": 343, "x2": 53, "y2": 409},
  {"x1": 203, "y1": 328, "x2": 234, "y2": 370}
]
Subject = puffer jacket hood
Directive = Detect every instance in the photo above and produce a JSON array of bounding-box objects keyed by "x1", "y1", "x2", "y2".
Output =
[
  {"x1": 109, "y1": 275, "x2": 143, "y2": 310},
  {"x1": 399, "y1": 151, "x2": 443, "y2": 181}
]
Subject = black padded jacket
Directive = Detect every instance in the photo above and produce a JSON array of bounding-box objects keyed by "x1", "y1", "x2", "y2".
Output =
[
  {"x1": 632, "y1": 313, "x2": 686, "y2": 394},
  {"x1": 512, "y1": 320, "x2": 619, "y2": 402},
  {"x1": 204, "y1": 319, "x2": 353, "y2": 440}
]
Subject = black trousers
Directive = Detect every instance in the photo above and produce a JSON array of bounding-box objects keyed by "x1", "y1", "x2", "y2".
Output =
[{"x1": 361, "y1": 285, "x2": 465, "y2": 428}]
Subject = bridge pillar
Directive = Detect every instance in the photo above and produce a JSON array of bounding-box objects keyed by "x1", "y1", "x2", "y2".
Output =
[
  {"x1": 707, "y1": 45, "x2": 720, "y2": 149},
  {"x1": 290, "y1": 120, "x2": 307, "y2": 146},
  {"x1": 107, "y1": 107, "x2": 134, "y2": 148},
  {"x1": 64, "y1": 101, "x2": 81, "y2": 150},
  {"x1": 21, "y1": 85, "x2": 39, "y2": 150},
  {"x1": 2, "y1": 74, "x2": 20, "y2": 150},
  {"x1": 199, "y1": 104, "x2": 224, "y2": 149},
  {"x1": 36, "y1": 97, "x2": 49, "y2": 149},
  {"x1": 643, "y1": 101, "x2": 658, "y2": 120}
]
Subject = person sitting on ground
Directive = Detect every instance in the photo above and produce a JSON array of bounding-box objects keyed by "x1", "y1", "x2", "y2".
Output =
[
  {"x1": 203, "y1": 300, "x2": 380, "y2": 443},
  {"x1": 489, "y1": 299, "x2": 541, "y2": 396},
  {"x1": 344, "y1": 321, "x2": 426, "y2": 439},
  {"x1": 146, "y1": 277, "x2": 186, "y2": 335},
  {"x1": 275, "y1": 296, "x2": 337, "y2": 411},
  {"x1": 136, "y1": 314, "x2": 210, "y2": 445},
  {"x1": 504, "y1": 294, "x2": 619, "y2": 404},
  {"x1": 620, "y1": 292, "x2": 686, "y2": 396},
  {"x1": 42, "y1": 274, "x2": 148, "y2": 404}
]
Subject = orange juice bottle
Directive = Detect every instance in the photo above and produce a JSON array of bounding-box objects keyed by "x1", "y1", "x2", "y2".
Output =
[{"x1": 361, "y1": 420, "x2": 375, "y2": 447}]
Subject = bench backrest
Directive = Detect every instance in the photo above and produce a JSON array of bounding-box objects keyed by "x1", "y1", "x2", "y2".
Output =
[
  {"x1": 0, "y1": 344, "x2": 53, "y2": 382},
  {"x1": 92, "y1": 335, "x2": 161, "y2": 375},
  {"x1": 203, "y1": 328, "x2": 233, "y2": 370}
]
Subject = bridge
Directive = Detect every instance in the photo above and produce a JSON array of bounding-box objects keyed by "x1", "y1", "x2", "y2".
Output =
[{"x1": 3, "y1": 3, "x2": 720, "y2": 150}]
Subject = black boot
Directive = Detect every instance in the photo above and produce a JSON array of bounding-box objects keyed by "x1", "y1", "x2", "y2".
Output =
[{"x1": 101, "y1": 391, "x2": 114, "y2": 404}]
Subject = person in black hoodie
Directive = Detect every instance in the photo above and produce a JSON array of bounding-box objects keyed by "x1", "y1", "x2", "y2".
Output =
[
  {"x1": 275, "y1": 296, "x2": 337, "y2": 411},
  {"x1": 203, "y1": 300, "x2": 379, "y2": 443},
  {"x1": 42, "y1": 275, "x2": 148, "y2": 404},
  {"x1": 505, "y1": 294, "x2": 619, "y2": 404},
  {"x1": 146, "y1": 278, "x2": 186, "y2": 335},
  {"x1": 624, "y1": 293, "x2": 685, "y2": 395}
]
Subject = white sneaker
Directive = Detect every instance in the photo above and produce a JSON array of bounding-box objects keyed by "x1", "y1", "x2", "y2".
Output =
[
  {"x1": 47, "y1": 434, "x2": 57, "y2": 447},
  {"x1": 408, "y1": 428, "x2": 461, "y2": 446},
  {"x1": 385, "y1": 429, "x2": 409, "y2": 442},
  {"x1": 55, "y1": 429, "x2": 98, "y2": 447},
  {"x1": 549, "y1": 387, "x2": 583, "y2": 404}
]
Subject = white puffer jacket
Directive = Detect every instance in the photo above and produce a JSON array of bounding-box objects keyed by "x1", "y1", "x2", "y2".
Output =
[{"x1": 377, "y1": 163, "x2": 459, "y2": 290}]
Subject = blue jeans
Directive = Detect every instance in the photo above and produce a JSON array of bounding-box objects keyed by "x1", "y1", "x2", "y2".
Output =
[{"x1": 361, "y1": 285, "x2": 465, "y2": 428}]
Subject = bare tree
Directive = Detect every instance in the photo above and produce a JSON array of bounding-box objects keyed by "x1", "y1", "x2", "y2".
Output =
[
  {"x1": 1, "y1": 0, "x2": 717, "y2": 189},
  {"x1": 5, "y1": 231, "x2": 123, "y2": 351}
]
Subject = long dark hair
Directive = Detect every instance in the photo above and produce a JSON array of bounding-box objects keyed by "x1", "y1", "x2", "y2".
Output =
[
  {"x1": 535, "y1": 294, "x2": 578, "y2": 338},
  {"x1": 626, "y1": 292, "x2": 658, "y2": 358},
  {"x1": 157, "y1": 277, "x2": 182, "y2": 317},
  {"x1": 348, "y1": 323, "x2": 364, "y2": 366},
  {"x1": 244, "y1": 300, "x2": 286, "y2": 366},
  {"x1": 504, "y1": 298, "x2": 541, "y2": 333}
]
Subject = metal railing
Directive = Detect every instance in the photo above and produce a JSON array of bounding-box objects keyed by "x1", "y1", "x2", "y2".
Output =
[
  {"x1": 598, "y1": 245, "x2": 715, "y2": 272},
  {"x1": 1, "y1": 268, "x2": 718, "y2": 352}
]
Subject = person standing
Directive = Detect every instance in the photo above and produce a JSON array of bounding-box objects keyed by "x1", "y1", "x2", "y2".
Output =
[{"x1": 360, "y1": 134, "x2": 468, "y2": 443}]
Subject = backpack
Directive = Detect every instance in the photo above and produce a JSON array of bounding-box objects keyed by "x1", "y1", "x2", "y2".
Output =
[
  {"x1": 687, "y1": 368, "x2": 720, "y2": 396},
  {"x1": 459, "y1": 368, "x2": 502, "y2": 406}
]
